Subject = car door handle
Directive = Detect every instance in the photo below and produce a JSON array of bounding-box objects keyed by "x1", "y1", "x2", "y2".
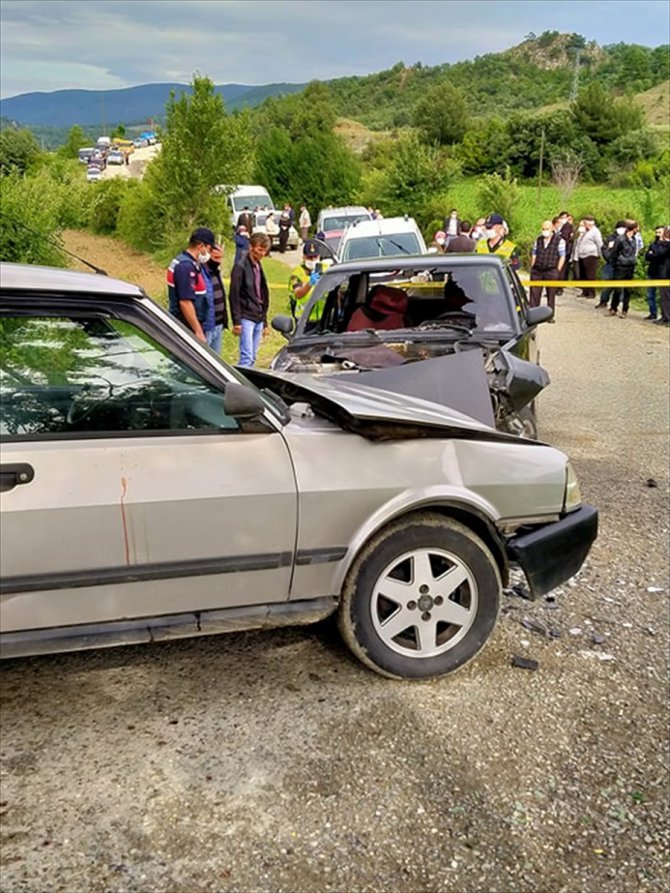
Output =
[{"x1": 0, "y1": 463, "x2": 35, "y2": 493}]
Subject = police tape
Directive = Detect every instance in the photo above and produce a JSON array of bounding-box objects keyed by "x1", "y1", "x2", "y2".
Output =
[{"x1": 519, "y1": 279, "x2": 670, "y2": 288}]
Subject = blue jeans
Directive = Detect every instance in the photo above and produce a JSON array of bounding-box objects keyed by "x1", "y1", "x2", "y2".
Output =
[
  {"x1": 238, "y1": 318, "x2": 264, "y2": 367},
  {"x1": 598, "y1": 263, "x2": 613, "y2": 306},
  {"x1": 646, "y1": 286, "x2": 658, "y2": 318},
  {"x1": 206, "y1": 324, "x2": 223, "y2": 355}
]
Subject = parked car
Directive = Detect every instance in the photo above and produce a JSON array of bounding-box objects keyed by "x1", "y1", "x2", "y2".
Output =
[
  {"x1": 215, "y1": 184, "x2": 275, "y2": 227},
  {"x1": 0, "y1": 262, "x2": 597, "y2": 678},
  {"x1": 86, "y1": 166, "x2": 102, "y2": 182},
  {"x1": 107, "y1": 150, "x2": 124, "y2": 165},
  {"x1": 271, "y1": 254, "x2": 551, "y2": 439},
  {"x1": 337, "y1": 216, "x2": 427, "y2": 262},
  {"x1": 77, "y1": 147, "x2": 96, "y2": 164},
  {"x1": 315, "y1": 206, "x2": 373, "y2": 255},
  {"x1": 133, "y1": 138, "x2": 148, "y2": 148}
]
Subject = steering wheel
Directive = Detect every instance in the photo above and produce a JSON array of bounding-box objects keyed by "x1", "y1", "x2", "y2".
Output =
[{"x1": 66, "y1": 384, "x2": 113, "y2": 427}]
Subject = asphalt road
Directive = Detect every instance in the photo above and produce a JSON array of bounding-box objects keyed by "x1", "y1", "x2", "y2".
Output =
[{"x1": 1, "y1": 291, "x2": 668, "y2": 893}]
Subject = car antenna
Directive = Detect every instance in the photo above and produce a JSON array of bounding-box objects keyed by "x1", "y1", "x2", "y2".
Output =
[{"x1": 0, "y1": 212, "x2": 108, "y2": 275}]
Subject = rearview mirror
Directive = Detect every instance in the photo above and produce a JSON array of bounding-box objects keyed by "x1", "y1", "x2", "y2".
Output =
[
  {"x1": 272, "y1": 314, "x2": 295, "y2": 338},
  {"x1": 526, "y1": 306, "x2": 554, "y2": 326},
  {"x1": 223, "y1": 382, "x2": 266, "y2": 419}
]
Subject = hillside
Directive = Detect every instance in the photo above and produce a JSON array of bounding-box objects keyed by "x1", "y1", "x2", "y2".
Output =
[
  {"x1": 0, "y1": 81, "x2": 306, "y2": 128},
  {"x1": 634, "y1": 80, "x2": 670, "y2": 127}
]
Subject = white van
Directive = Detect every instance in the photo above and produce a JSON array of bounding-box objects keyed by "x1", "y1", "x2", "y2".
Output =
[
  {"x1": 216, "y1": 185, "x2": 275, "y2": 226},
  {"x1": 337, "y1": 216, "x2": 427, "y2": 263}
]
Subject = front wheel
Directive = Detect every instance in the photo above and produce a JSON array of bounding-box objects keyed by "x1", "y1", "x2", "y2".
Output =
[{"x1": 338, "y1": 513, "x2": 501, "y2": 680}]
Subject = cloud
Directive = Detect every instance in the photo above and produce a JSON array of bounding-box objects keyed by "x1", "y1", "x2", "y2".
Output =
[{"x1": 1, "y1": 0, "x2": 667, "y2": 98}]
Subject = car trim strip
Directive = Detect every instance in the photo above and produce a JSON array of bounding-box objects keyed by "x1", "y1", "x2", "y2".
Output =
[{"x1": 0, "y1": 548, "x2": 348, "y2": 594}]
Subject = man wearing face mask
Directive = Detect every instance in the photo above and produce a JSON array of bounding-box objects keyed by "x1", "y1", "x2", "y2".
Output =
[
  {"x1": 288, "y1": 240, "x2": 326, "y2": 321},
  {"x1": 529, "y1": 220, "x2": 565, "y2": 318},
  {"x1": 167, "y1": 227, "x2": 216, "y2": 343},
  {"x1": 596, "y1": 220, "x2": 627, "y2": 310},
  {"x1": 475, "y1": 213, "x2": 520, "y2": 270},
  {"x1": 573, "y1": 215, "x2": 603, "y2": 299}
]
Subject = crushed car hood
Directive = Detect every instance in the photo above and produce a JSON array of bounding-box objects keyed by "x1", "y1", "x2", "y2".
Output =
[{"x1": 243, "y1": 366, "x2": 534, "y2": 444}]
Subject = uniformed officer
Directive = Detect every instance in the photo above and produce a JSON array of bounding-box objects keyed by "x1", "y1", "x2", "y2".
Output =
[
  {"x1": 288, "y1": 240, "x2": 325, "y2": 321},
  {"x1": 475, "y1": 213, "x2": 520, "y2": 270}
]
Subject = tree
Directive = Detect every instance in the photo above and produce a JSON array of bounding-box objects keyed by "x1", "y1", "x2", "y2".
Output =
[
  {"x1": 59, "y1": 125, "x2": 87, "y2": 158},
  {"x1": 413, "y1": 82, "x2": 468, "y2": 145},
  {"x1": 0, "y1": 127, "x2": 41, "y2": 175},
  {"x1": 140, "y1": 74, "x2": 254, "y2": 246},
  {"x1": 550, "y1": 150, "x2": 584, "y2": 206},
  {"x1": 111, "y1": 124, "x2": 126, "y2": 140},
  {"x1": 571, "y1": 83, "x2": 643, "y2": 144}
]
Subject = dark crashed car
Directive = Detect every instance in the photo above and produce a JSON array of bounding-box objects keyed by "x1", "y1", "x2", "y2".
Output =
[{"x1": 271, "y1": 254, "x2": 553, "y2": 438}]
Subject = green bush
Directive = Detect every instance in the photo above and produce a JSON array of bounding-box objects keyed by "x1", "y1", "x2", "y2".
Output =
[
  {"x1": 0, "y1": 172, "x2": 66, "y2": 266},
  {"x1": 87, "y1": 177, "x2": 132, "y2": 234}
]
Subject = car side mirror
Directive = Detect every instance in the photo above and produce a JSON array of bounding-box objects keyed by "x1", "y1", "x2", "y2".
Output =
[
  {"x1": 526, "y1": 306, "x2": 554, "y2": 326},
  {"x1": 223, "y1": 382, "x2": 266, "y2": 419},
  {"x1": 272, "y1": 314, "x2": 295, "y2": 338}
]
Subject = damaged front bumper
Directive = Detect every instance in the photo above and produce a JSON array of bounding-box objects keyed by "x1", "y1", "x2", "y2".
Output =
[{"x1": 506, "y1": 505, "x2": 599, "y2": 597}]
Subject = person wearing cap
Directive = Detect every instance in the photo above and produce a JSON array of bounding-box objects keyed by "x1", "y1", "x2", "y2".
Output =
[
  {"x1": 229, "y1": 232, "x2": 272, "y2": 367},
  {"x1": 475, "y1": 213, "x2": 520, "y2": 270},
  {"x1": 167, "y1": 226, "x2": 217, "y2": 343},
  {"x1": 288, "y1": 240, "x2": 326, "y2": 321}
]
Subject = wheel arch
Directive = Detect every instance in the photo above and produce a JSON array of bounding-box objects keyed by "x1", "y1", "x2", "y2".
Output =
[{"x1": 334, "y1": 498, "x2": 509, "y2": 595}]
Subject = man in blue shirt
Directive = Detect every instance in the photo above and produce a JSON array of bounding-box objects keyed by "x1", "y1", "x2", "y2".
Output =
[{"x1": 167, "y1": 227, "x2": 216, "y2": 342}]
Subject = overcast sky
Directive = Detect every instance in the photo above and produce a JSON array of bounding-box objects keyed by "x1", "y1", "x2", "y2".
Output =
[{"x1": 1, "y1": 0, "x2": 668, "y2": 99}]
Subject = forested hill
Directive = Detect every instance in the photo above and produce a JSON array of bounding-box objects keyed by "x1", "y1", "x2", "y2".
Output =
[{"x1": 314, "y1": 33, "x2": 669, "y2": 129}]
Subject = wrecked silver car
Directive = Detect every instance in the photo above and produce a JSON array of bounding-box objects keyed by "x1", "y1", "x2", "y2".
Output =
[
  {"x1": 0, "y1": 263, "x2": 596, "y2": 680},
  {"x1": 271, "y1": 254, "x2": 552, "y2": 438}
]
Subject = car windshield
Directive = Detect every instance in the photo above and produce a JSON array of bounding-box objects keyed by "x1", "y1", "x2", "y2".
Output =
[
  {"x1": 297, "y1": 265, "x2": 516, "y2": 336},
  {"x1": 233, "y1": 195, "x2": 271, "y2": 211},
  {"x1": 322, "y1": 214, "x2": 369, "y2": 232},
  {"x1": 341, "y1": 233, "x2": 421, "y2": 262}
]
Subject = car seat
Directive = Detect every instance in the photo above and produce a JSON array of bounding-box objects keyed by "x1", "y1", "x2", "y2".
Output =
[{"x1": 346, "y1": 285, "x2": 409, "y2": 331}]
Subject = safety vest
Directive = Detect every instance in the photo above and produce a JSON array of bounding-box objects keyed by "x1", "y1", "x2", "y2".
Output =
[
  {"x1": 288, "y1": 264, "x2": 325, "y2": 320},
  {"x1": 476, "y1": 237, "x2": 517, "y2": 260}
]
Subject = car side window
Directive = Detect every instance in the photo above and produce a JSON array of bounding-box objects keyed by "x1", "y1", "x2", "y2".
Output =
[{"x1": 0, "y1": 315, "x2": 240, "y2": 438}]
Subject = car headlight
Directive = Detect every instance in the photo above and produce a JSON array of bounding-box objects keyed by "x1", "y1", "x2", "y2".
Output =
[{"x1": 564, "y1": 462, "x2": 583, "y2": 513}]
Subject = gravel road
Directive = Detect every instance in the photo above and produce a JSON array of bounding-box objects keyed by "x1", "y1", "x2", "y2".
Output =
[{"x1": 1, "y1": 291, "x2": 668, "y2": 893}]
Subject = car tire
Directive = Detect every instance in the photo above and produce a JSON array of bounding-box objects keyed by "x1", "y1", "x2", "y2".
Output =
[{"x1": 338, "y1": 513, "x2": 501, "y2": 680}]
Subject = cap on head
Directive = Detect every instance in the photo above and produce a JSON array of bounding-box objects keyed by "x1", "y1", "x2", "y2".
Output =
[
  {"x1": 302, "y1": 239, "x2": 320, "y2": 258},
  {"x1": 190, "y1": 226, "x2": 216, "y2": 247},
  {"x1": 484, "y1": 213, "x2": 504, "y2": 227}
]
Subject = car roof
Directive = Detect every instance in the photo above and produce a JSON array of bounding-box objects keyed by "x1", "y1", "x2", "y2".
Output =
[
  {"x1": 0, "y1": 262, "x2": 146, "y2": 298},
  {"x1": 318, "y1": 206, "x2": 370, "y2": 218},
  {"x1": 340, "y1": 216, "x2": 421, "y2": 238},
  {"x1": 323, "y1": 253, "x2": 510, "y2": 275}
]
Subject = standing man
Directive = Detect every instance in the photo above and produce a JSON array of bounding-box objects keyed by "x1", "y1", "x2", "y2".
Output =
[
  {"x1": 446, "y1": 221, "x2": 476, "y2": 253},
  {"x1": 475, "y1": 213, "x2": 520, "y2": 270},
  {"x1": 229, "y1": 233, "x2": 271, "y2": 367},
  {"x1": 278, "y1": 209, "x2": 291, "y2": 253},
  {"x1": 443, "y1": 209, "x2": 461, "y2": 247},
  {"x1": 288, "y1": 240, "x2": 325, "y2": 321},
  {"x1": 529, "y1": 220, "x2": 566, "y2": 318},
  {"x1": 298, "y1": 205, "x2": 311, "y2": 242},
  {"x1": 574, "y1": 215, "x2": 603, "y2": 299},
  {"x1": 201, "y1": 243, "x2": 228, "y2": 355},
  {"x1": 608, "y1": 220, "x2": 638, "y2": 318},
  {"x1": 167, "y1": 226, "x2": 216, "y2": 343},
  {"x1": 237, "y1": 206, "x2": 254, "y2": 233},
  {"x1": 644, "y1": 226, "x2": 667, "y2": 320}
]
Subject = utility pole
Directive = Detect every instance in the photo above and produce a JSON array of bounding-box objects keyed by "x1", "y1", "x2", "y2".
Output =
[
  {"x1": 100, "y1": 96, "x2": 107, "y2": 137},
  {"x1": 537, "y1": 127, "x2": 546, "y2": 204}
]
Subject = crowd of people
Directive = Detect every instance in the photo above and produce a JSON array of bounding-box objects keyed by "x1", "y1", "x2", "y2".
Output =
[
  {"x1": 429, "y1": 210, "x2": 670, "y2": 324},
  {"x1": 166, "y1": 208, "x2": 670, "y2": 372}
]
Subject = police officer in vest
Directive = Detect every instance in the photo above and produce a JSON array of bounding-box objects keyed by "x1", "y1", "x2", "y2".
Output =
[
  {"x1": 475, "y1": 213, "x2": 521, "y2": 270},
  {"x1": 529, "y1": 219, "x2": 566, "y2": 319},
  {"x1": 288, "y1": 240, "x2": 326, "y2": 321}
]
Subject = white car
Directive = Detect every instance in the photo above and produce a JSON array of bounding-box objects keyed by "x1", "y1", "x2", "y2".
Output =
[
  {"x1": 86, "y1": 166, "x2": 102, "y2": 182},
  {"x1": 107, "y1": 150, "x2": 124, "y2": 165},
  {"x1": 337, "y1": 216, "x2": 427, "y2": 262},
  {"x1": 253, "y1": 211, "x2": 299, "y2": 250},
  {"x1": 315, "y1": 206, "x2": 373, "y2": 255}
]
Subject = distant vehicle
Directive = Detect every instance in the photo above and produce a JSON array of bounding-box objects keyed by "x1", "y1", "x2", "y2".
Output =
[
  {"x1": 215, "y1": 185, "x2": 275, "y2": 226},
  {"x1": 140, "y1": 131, "x2": 157, "y2": 145},
  {"x1": 337, "y1": 216, "x2": 427, "y2": 263},
  {"x1": 86, "y1": 166, "x2": 102, "y2": 182},
  {"x1": 77, "y1": 147, "x2": 96, "y2": 164},
  {"x1": 107, "y1": 150, "x2": 124, "y2": 165},
  {"x1": 96, "y1": 136, "x2": 111, "y2": 151},
  {"x1": 315, "y1": 206, "x2": 373, "y2": 254},
  {"x1": 253, "y1": 211, "x2": 299, "y2": 250},
  {"x1": 112, "y1": 139, "x2": 134, "y2": 154},
  {"x1": 133, "y1": 138, "x2": 148, "y2": 148}
]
